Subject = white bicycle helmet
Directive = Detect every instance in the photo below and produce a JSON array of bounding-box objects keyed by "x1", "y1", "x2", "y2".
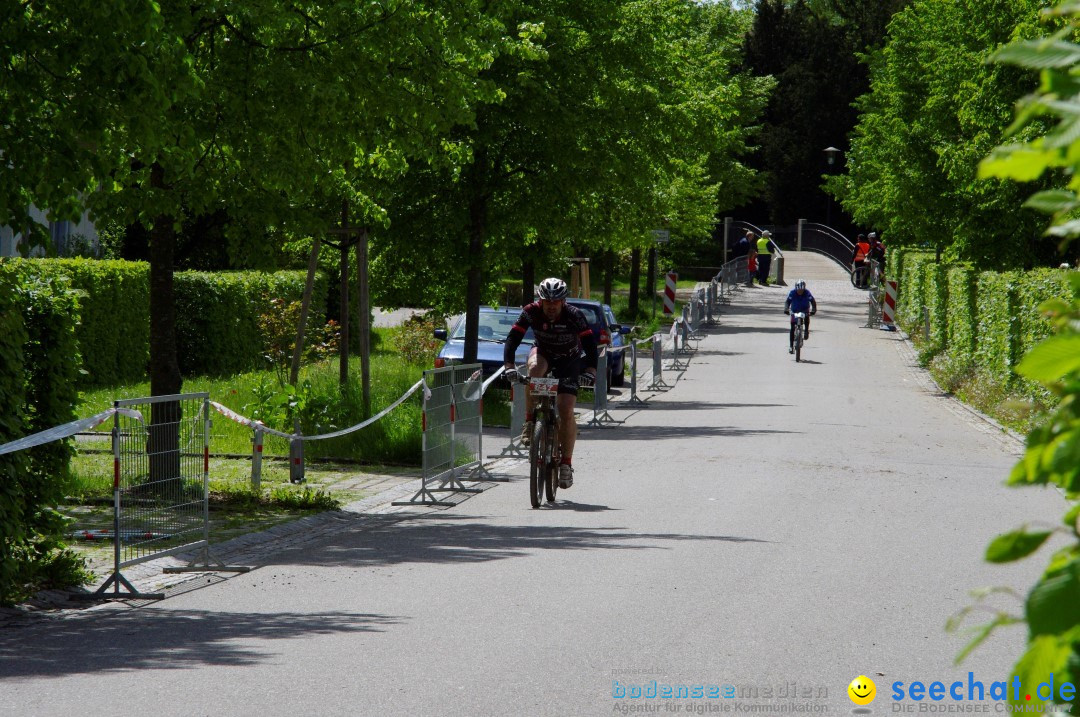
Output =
[
  {"x1": 537, "y1": 277, "x2": 568, "y2": 301},
  {"x1": 795, "y1": 279, "x2": 806, "y2": 290}
]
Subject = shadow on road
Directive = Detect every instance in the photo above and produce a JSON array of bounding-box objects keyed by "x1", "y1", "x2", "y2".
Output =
[
  {"x1": 0, "y1": 608, "x2": 400, "y2": 678},
  {"x1": 580, "y1": 424, "x2": 798, "y2": 440},
  {"x1": 621, "y1": 401, "x2": 791, "y2": 412},
  {"x1": 261, "y1": 512, "x2": 769, "y2": 572}
]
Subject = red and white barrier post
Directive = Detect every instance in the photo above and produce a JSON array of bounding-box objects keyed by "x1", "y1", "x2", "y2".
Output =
[
  {"x1": 663, "y1": 272, "x2": 677, "y2": 314},
  {"x1": 883, "y1": 280, "x2": 897, "y2": 328}
]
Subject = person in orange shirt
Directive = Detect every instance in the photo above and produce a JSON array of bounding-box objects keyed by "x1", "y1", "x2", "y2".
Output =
[{"x1": 852, "y1": 233, "x2": 871, "y2": 288}]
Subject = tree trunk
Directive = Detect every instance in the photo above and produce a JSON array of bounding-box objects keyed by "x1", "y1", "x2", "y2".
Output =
[
  {"x1": 338, "y1": 204, "x2": 350, "y2": 388},
  {"x1": 647, "y1": 247, "x2": 657, "y2": 318},
  {"x1": 357, "y1": 227, "x2": 370, "y2": 416},
  {"x1": 290, "y1": 238, "x2": 321, "y2": 387},
  {"x1": 522, "y1": 258, "x2": 535, "y2": 307},
  {"x1": 629, "y1": 248, "x2": 641, "y2": 316},
  {"x1": 147, "y1": 161, "x2": 182, "y2": 487},
  {"x1": 464, "y1": 192, "x2": 486, "y2": 365},
  {"x1": 603, "y1": 250, "x2": 614, "y2": 306}
]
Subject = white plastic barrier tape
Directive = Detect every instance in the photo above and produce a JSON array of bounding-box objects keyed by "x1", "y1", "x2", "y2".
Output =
[
  {"x1": 481, "y1": 368, "x2": 506, "y2": 395},
  {"x1": 209, "y1": 378, "x2": 425, "y2": 442},
  {"x1": 0, "y1": 407, "x2": 145, "y2": 457}
]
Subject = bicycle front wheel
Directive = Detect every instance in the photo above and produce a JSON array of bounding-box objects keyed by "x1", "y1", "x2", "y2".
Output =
[
  {"x1": 850, "y1": 266, "x2": 867, "y2": 289},
  {"x1": 545, "y1": 421, "x2": 559, "y2": 503},
  {"x1": 529, "y1": 420, "x2": 547, "y2": 509},
  {"x1": 795, "y1": 327, "x2": 803, "y2": 362}
]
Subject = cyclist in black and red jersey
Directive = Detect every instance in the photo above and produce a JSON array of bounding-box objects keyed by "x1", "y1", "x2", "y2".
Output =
[{"x1": 503, "y1": 277, "x2": 598, "y2": 489}]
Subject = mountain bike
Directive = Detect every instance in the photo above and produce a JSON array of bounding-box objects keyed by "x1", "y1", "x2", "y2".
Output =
[
  {"x1": 509, "y1": 368, "x2": 592, "y2": 508},
  {"x1": 528, "y1": 376, "x2": 564, "y2": 508},
  {"x1": 792, "y1": 312, "x2": 807, "y2": 362}
]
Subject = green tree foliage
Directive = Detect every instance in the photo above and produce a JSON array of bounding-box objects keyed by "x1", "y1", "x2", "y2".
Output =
[
  {"x1": 1, "y1": 1, "x2": 500, "y2": 397},
  {"x1": 948, "y1": 4, "x2": 1080, "y2": 708},
  {"x1": 374, "y1": 0, "x2": 768, "y2": 359},
  {"x1": 832, "y1": 0, "x2": 1063, "y2": 268},
  {"x1": 740, "y1": 0, "x2": 904, "y2": 227}
]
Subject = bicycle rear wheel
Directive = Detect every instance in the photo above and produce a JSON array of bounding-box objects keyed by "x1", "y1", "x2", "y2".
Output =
[{"x1": 529, "y1": 420, "x2": 547, "y2": 508}]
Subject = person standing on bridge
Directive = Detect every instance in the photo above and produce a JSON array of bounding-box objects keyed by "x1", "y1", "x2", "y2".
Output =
[
  {"x1": 756, "y1": 230, "x2": 775, "y2": 286},
  {"x1": 852, "y1": 233, "x2": 871, "y2": 288},
  {"x1": 868, "y1": 232, "x2": 886, "y2": 279},
  {"x1": 733, "y1": 230, "x2": 752, "y2": 261},
  {"x1": 784, "y1": 279, "x2": 817, "y2": 353},
  {"x1": 746, "y1": 242, "x2": 758, "y2": 287}
]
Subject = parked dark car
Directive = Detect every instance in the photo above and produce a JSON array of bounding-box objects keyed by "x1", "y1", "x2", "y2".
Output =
[
  {"x1": 433, "y1": 307, "x2": 533, "y2": 379},
  {"x1": 565, "y1": 298, "x2": 629, "y2": 387}
]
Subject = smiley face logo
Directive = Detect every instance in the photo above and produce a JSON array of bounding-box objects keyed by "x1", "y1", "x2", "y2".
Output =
[{"x1": 848, "y1": 675, "x2": 876, "y2": 705}]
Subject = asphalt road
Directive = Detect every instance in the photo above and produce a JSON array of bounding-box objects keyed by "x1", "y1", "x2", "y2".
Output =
[{"x1": 1, "y1": 254, "x2": 1069, "y2": 717}]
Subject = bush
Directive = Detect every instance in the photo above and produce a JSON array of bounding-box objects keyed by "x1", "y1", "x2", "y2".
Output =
[
  {"x1": 0, "y1": 269, "x2": 87, "y2": 605},
  {"x1": 256, "y1": 296, "x2": 340, "y2": 386},
  {"x1": 389, "y1": 314, "x2": 442, "y2": 367}
]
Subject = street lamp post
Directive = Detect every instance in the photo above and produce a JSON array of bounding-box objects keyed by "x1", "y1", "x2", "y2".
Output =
[{"x1": 824, "y1": 146, "x2": 841, "y2": 227}]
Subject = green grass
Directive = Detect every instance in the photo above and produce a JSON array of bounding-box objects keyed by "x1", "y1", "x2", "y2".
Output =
[
  {"x1": 610, "y1": 277, "x2": 698, "y2": 291},
  {"x1": 78, "y1": 348, "x2": 426, "y2": 464}
]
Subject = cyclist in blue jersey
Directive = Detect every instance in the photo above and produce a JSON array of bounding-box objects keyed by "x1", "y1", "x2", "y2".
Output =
[
  {"x1": 503, "y1": 277, "x2": 598, "y2": 488},
  {"x1": 784, "y1": 279, "x2": 818, "y2": 354}
]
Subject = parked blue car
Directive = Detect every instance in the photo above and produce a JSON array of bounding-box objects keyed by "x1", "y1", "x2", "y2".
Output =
[
  {"x1": 434, "y1": 301, "x2": 630, "y2": 388},
  {"x1": 565, "y1": 298, "x2": 629, "y2": 387},
  {"x1": 433, "y1": 307, "x2": 534, "y2": 379}
]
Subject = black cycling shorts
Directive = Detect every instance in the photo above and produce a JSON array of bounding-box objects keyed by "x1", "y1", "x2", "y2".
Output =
[{"x1": 531, "y1": 347, "x2": 583, "y2": 396}]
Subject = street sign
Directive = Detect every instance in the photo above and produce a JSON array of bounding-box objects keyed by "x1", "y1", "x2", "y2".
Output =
[{"x1": 652, "y1": 229, "x2": 670, "y2": 243}]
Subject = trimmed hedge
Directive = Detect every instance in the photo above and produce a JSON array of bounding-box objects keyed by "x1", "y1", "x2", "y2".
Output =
[
  {"x1": 927, "y1": 261, "x2": 949, "y2": 357},
  {"x1": 946, "y1": 266, "x2": 977, "y2": 361},
  {"x1": 0, "y1": 259, "x2": 328, "y2": 385},
  {"x1": 175, "y1": 270, "x2": 328, "y2": 377},
  {"x1": 1013, "y1": 269, "x2": 1072, "y2": 402},
  {"x1": 894, "y1": 248, "x2": 1074, "y2": 403},
  {"x1": 974, "y1": 271, "x2": 1020, "y2": 387},
  {"x1": 0, "y1": 269, "x2": 83, "y2": 605},
  {"x1": 0, "y1": 259, "x2": 148, "y2": 386}
]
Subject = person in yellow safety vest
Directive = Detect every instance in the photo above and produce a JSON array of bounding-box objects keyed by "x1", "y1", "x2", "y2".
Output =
[{"x1": 755, "y1": 230, "x2": 774, "y2": 286}]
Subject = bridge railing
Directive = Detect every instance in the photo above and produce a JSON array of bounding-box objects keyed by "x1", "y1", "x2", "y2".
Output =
[{"x1": 797, "y1": 220, "x2": 855, "y2": 271}]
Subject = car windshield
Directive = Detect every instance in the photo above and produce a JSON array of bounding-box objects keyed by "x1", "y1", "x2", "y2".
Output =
[
  {"x1": 450, "y1": 312, "x2": 533, "y2": 343},
  {"x1": 571, "y1": 303, "x2": 602, "y2": 326}
]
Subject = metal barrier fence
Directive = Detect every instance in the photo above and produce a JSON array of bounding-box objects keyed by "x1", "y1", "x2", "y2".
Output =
[
  {"x1": 864, "y1": 260, "x2": 884, "y2": 328},
  {"x1": 628, "y1": 338, "x2": 653, "y2": 404},
  {"x1": 491, "y1": 378, "x2": 528, "y2": 458},
  {"x1": 393, "y1": 363, "x2": 492, "y2": 507},
  {"x1": 587, "y1": 348, "x2": 619, "y2": 427},
  {"x1": 89, "y1": 392, "x2": 249, "y2": 600},
  {"x1": 649, "y1": 333, "x2": 671, "y2": 390}
]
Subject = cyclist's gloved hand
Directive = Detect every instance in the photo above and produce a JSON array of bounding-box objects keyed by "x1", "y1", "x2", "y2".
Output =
[
  {"x1": 811, "y1": 310, "x2": 817, "y2": 316},
  {"x1": 784, "y1": 310, "x2": 790, "y2": 315},
  {"x1": 580, "y1": 372, "x2": 596, "y2": 387}
]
